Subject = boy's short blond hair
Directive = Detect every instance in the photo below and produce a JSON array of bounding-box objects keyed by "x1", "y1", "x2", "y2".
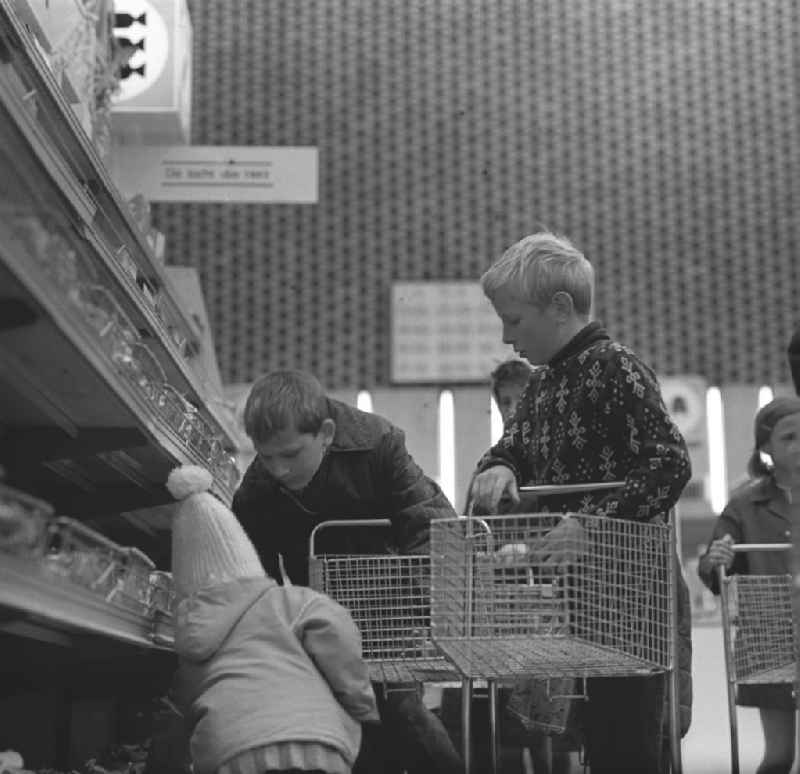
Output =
[
  {"x1": 243, "y1": 369, "x2": 329, "y2": 444},
  {"x1": 481, "y1": 232, "x2": 594, "y2": 316}
]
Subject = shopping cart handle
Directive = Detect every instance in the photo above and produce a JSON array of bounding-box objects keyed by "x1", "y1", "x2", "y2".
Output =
[
  {"x1": 308, "y1": 518, "x2": 391, "y2": 557},
  {"x1": 730, "y1": 543, "x2": 791, "y2": 552},
  {"x1": 519, "y1": 481, "x2": 625, "y2": 497},
  {"x1": 716, "y1": 543, "x2": 791, "y2": 582}
]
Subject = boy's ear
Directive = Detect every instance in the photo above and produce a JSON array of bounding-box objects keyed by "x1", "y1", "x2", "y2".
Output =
[
  {"x1": 320, "y1": 418, "x2": 336, "y2": 444},
  {"x1": 550, "y1": 291, "x2": 575, "y2": 320}
]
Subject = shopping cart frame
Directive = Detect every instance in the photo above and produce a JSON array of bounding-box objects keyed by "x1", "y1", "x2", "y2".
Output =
[
  {"x1": 717, "y1": 543, "x2": 793, "y2": 774},
  {"x1": 308, "y1": 518, "x2": 479, "y2": 772},
  {"x1": 446, "y1": 481, "x2": 684, "y2": 774}
]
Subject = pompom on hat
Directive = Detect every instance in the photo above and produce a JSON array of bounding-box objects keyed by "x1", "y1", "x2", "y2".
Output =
[{"x1": 167, "y1": 465, "x2": 265, "y2": 598}]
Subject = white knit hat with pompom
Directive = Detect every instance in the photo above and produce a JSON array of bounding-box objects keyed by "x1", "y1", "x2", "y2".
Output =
[{"x1": 167, "y1": 465, "x2": 265, "y2": 597}]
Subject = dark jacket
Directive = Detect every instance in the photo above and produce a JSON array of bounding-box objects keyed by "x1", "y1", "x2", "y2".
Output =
[
  {"x1": 232, "y1": 398, "x2": 457, "y2": 586},
  {"x1": 789, "y1": 325, "x2": 800, "y2": 395},
  {"x1": 698, "y1": 476, "x2": 795, "y2": 595}
]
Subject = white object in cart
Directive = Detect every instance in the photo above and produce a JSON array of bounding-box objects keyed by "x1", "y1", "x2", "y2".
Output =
[
  {"x1": 717, "y1": 543, "x2": 795, "y2": 774},
  {"x1": 431, "y1": 480, "x2": 683, "y2": 774}
]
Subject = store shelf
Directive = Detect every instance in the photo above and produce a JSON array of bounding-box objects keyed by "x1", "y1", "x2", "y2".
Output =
[
  {"x1": 0, "y1": 234, "x2": 236, "y2": 514},
  {"x1": 0, "y1": 0, "x2": 190, "y2": 307},
  {"x1": 0, "y1": 552, "x2": 174, "y2": 650},
  {"x1": 0, "y1": 4, "x2": 183, "y2": 767},
  {"x1": 0, "y1": 0, "x2": 239, "y2": 454},
  {"x1": 0, "y1": 9, "x2": 240, "y2": 516}
]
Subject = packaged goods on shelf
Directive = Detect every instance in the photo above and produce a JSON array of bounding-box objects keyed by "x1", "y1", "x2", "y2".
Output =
[
  {"x1": 115, "y1": 244, "x2": 138, "y2": 282},
  {"x1": 0, "y1": 483, "x2": 53, "y2": 558},
  {"x1": 6, "y1": 208, "x2": 83, "y2": 291},
  {"x1": 154, "y1": 383, "x2": 194, "y2": 431},
  {"x1": 44, "y1": 517, "x2": 127, "y2": 600},
  {"x1": 116, "y1": 547, "x2": 157, "y2": 616},
  {"x1": 213, "y1": 452, "x2": 240, "y2": 492},
  {"x1": 148, "y1": 570, "x2": 175, "y2": 616},
  {"x1": 127, "y1": 342, "x2": 167, "y2": 404},
  {"x1": 74, "y1": 283, "x2": 138, "y2": 365}
]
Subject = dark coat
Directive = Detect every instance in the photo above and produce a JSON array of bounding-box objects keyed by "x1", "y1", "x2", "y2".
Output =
[
  {"x1": 698, "y1": 475, "x2": 794, "y2": 594},
  {"x1": 789, "y1": 325, "x2": 800, "y2": 395},
  {"x1": 232, "y1": 398, "x2": 457, "y2": 586}
]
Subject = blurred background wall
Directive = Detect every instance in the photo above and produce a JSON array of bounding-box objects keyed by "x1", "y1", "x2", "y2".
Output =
[{"x1": 153, "y1": 0, "x2": 798, "y2": 391}]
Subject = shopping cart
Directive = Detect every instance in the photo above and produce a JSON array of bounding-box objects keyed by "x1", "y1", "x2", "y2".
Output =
[
  {"x1": 431, "y1": 482, "x2": 683, "y2": 774},
  {"x1": 717, "y1": 543, "x2": 795, "y2": 774},
  {"x1": 308, "y1": 518, "x2": 460, "y2": 685}
]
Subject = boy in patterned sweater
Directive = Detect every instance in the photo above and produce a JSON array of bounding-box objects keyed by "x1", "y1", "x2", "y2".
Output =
[{"x1": 470, "y1": 232, "x2": 692, "y2": 774}]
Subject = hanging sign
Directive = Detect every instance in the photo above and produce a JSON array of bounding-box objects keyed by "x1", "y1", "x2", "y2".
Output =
[
  {"x1": 110, "y1": 0, "x2": 192, "y2": 143},
  {"x1": 111, "y1": 145, "x2": 319, "y2": 203}
]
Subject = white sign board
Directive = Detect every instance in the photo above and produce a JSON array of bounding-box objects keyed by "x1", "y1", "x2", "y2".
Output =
[
  {"x1": 660, "y1": 375, "x2": 707, "y2": 443},
  {"x1": 391, "y1": 281, "x2": 514, "y2": 383},
  {"x1": 110, "y1": 0, "x2": 192, "y2": 143},
  {"x1": 111, "y1": 145, "x2": 318, "y2": 203}
]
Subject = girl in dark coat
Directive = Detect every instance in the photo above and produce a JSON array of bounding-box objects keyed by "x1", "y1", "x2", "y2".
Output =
[{"x1": 699, "y1": 396, "x2": 800, "y2": 774}]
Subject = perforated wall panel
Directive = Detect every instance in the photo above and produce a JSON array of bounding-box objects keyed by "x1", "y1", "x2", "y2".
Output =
[{"x1": 152, "y1": 0, "x2": 799, "y2": 389}]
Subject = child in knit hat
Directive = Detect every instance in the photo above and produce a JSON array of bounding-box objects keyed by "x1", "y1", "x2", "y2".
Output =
[{"x1": 167, "y1": 465, "x2": 379, "y2": 774}]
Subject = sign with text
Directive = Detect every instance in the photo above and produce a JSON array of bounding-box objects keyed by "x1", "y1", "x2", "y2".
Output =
[
  {"x1": 111, "y1": 145, "x2": 318, "y2": 203},
  {"x1": 391, "y1": 281, "x2": 514, "y2": 383}
]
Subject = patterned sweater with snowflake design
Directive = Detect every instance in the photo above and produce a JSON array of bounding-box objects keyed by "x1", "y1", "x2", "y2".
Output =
[{"x1": 477, "y1": 322, "x2": 691, "y2": 519}]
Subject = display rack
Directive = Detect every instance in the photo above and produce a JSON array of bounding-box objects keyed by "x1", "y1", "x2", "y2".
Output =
[
  {"x1": 0, "y1": 0, "x2": 239, "y2": 512},
  {"x1": 0, "y1": 3, "x2": 227, "y2": 768}
]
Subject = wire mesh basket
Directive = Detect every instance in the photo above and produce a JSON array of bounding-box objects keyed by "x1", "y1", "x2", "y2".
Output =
[
  {"x1": 430, "y1": 513, "x2": 673, "y2": 681},
  {"x1": 724, "y1": 572, "x2": 794, "y2": 685},
  {"x1": 309, "y1": 520, "x2": 460, "y2": 684}
]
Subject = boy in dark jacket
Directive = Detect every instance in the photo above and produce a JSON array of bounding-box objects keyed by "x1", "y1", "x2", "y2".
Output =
[
  {"x1": 470, "y1": 231, "x2": 692, "y2": 774},
  {"x1": 232, "y1": 369, "x2": 462, "y2": 774}
]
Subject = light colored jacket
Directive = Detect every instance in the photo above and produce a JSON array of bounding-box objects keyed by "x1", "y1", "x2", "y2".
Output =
[{"x1": 174, "y1": 576, "x2": 378, "y2": 774}]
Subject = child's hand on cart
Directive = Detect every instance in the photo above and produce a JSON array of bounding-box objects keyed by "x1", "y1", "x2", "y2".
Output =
[
  {"x1": 470, "y1": 465, "x2": 519, "y2": 514},
  {"x1": 533, "y1": 516, "x2": 590, "y2": 570},
  {"x1": 706, "y1": 533, "x2": 735, "y2": 569}
]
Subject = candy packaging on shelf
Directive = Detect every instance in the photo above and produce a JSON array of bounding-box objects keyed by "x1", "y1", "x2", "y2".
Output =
[
  {"x1": 0, "y1": 483, "x2": 53, "y2": 558},
  {"x1": 44, "y1": 517, "x2": 126, "y2": 600}
]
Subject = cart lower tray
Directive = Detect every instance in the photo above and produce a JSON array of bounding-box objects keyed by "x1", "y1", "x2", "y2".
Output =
[
  {"x1": 368, "y1": 657, "x2": 459, "y2": 684},
  {"x1": 737, "y1": 663, "x2": 796, "y2": 685},
  {"x1": 433, "y1": 635, "x2": 666, "y2": 680}
]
